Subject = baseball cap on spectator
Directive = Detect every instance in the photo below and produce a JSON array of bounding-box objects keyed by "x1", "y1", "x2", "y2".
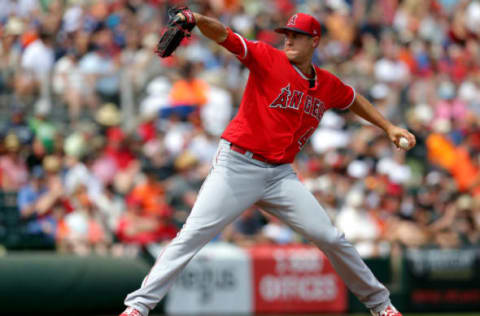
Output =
[
  {"x1": 5, "y1": 17, "x2": 24, "y2": 36},
  {"x1": 275, "y1": 13, "x2": 321, "y2": 37},
  {"x1": 64, "y1": 132, "x2": 87, "y2": 158},
  {"x1": 456, "y1": 194, "x2": 473, "y2": 211},
  {"x1": 4, "y1": 134, "x2": 20, "y2": 152},
  {"x1": 174, "y1": 151, "x2": 198, "y2": 171},
  {"x1": 96, "y1": 103, "x2": 121, "y2": 126},
  {"x1": 43, "y1": 155, "x2": 62, "y2": 173}
]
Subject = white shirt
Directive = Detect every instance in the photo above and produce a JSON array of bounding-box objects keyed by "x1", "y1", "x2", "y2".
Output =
[
  {"x1": 374, "y1": 58, "x2": 409, "y2": 84},
  {"x1": 21, "y1": 39, "x2": 54, "y2": 78}
]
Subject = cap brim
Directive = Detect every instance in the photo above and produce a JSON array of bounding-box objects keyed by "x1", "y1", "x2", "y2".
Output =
[{"x1": 274, "y1": 27, "x2": 313, "y2": 36}]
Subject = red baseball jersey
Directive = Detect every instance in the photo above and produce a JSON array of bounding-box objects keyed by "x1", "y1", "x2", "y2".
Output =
[{"x1": 219, "y1": 28, "x2": 356, "y2": 163}]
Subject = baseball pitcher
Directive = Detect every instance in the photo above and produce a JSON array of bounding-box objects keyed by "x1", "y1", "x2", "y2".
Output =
[{"x1": 121, "y1": 7, "x2": 415, "y2": 316}]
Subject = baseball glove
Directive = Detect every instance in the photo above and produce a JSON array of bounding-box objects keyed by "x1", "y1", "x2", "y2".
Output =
[{"x1": 155, "y1": 7, "x2": 196, "y2": 58}]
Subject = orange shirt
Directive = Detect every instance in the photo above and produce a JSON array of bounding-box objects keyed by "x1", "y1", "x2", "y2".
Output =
[
  {"x1": 426, "y1": 133, "x2": 456, "y2": 170},
  {"x1": 450, "y1": 147, "x2": 480, "y2": 192},
  {"x1": 169, "y1": 79, "x2": 208, "y2": 107},
  {"x1": 129, "y1": 182, "x2": 166, "y2": 216}
]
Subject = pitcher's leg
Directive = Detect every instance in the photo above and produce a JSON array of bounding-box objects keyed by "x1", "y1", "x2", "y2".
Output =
[
  {"x1": 259, "y1": 171, "x2": 390, "y2": 311},
  {"x1": 125, "y1": 162, "x2": 263, "y2": 315}
]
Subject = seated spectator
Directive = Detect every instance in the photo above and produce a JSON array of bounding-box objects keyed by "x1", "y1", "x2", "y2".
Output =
[
  {"x1": 28, "y1": 98, "x2": 57, "y2": 154},
  {"x1": 64, "y1": 149, "x2": 103, "y2": 201},
  {"x1": 2, "y1": 108, "x2": 33, "y2": 145},
  {"x1": 0, "y1": 133, "x2": 28, "y2": 191},
  {"x1": 103, "y1": 127, "x2": 139, "y2": 193},
  {"x1": 116, "y1": 198, "x2": 177, "y2": 245},
  {"x1": 222, "y1": 207, "x2": 267, "y2": 246},
  {"x1": 386, "y1": 214, "x2": 431, "y2": 249},
  {"x1": 163, "y1": 62, "x2": 209, "y2": 119},
  {"x1": 261, "y1": 214, "x2": 296, "y2": 245},
  {"x1": 95, "y1": 184, "x2": 126, "y2": 235},
  {"x1": 128, "y1": 165, "x2": 168, "y2": 216},
  {"x1": 16, "y1": 166, "x2": 60, "y2": 244},
  {"x1": 336, "y1": 190, "x2": 388, "y2": 257},
  {"x1": 16, "y1": 28, "x2": 54, "y2": 101},
  {"x1": 103, "y1": 127, "x2": 135, "y2": 170},
  {"x1": 0, "y1": 16, "x2": 24, "y2": 94},
  {"x1": 53, "y1": 49, "x2": 97, "y2": 121},
  {"x1": 25, "y1": 137, "x2": 46, "y2": 172},
  {"x1": 57, "y1": 184, "x2": 109, "y2": 255}
]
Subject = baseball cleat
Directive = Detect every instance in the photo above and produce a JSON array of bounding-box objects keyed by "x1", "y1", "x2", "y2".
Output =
[
  {"x1": 370, "y1": 304, "x2": 402, "y2": 316},
  {"x1": 120, "y1": 307, "x2": 143, "y2": 316}
]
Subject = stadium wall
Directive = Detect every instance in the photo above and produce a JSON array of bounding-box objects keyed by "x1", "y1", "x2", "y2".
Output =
[{"x1": 1, "y1": 244, "x2": 479, "y2": 314}]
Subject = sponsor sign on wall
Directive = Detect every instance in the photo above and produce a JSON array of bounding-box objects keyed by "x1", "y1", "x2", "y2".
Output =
[
  {"x1": 406, "y1": 248, "x2": 480, "y2": 312},
  {"x1": 248, "y1": 244, "x2": 347, "y2": 313},
  {"x1": 165, "y1": 242, "x2": 252, "y2": 314}
]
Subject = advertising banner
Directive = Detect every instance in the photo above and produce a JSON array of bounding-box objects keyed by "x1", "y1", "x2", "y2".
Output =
[
  {"x1": 248, "y1": 244, "x2": 347, "y2": 313},
  {"x1": 405, "y1": 248, "x2": 480, "y2": 312},
  {"x1": 164, "y1": 242, "x2": 252, "y2": 314}
]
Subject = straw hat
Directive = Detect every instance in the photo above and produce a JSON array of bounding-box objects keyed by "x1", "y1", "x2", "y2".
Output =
[
  {"x1": 64, "y1": 132, "x2": 87, "y2": 158},
  {"x1": 174, "y1": 151, "x2": 198, "y2": 171},
  {"x1": 43, "y1": 155, "x2": 62, "y2": 173},
  {"x1": 96, "y1": 103, "x2": 121, "y2": 126},
  {"x1": 4, "y1": 134, "x2": 20, "y2": 151},
  {"x1": 5, "y1": 17, "x2": 24, "y2": 36}
]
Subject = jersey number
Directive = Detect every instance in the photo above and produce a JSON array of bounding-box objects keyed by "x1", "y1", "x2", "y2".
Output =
[{"x1": 298, "y1": 127, "x2": 315, "y2": 149}]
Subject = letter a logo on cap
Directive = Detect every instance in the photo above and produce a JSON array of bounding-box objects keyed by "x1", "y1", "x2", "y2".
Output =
[{"x1": 288, "y1": 14, "x2": 298, "y2": 26}]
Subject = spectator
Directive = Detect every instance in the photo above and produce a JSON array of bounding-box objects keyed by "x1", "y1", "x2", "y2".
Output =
[
  {"x1": 28, "y1": 98, "x2": 56, "y2": 154},
  {"x1": 163, "y1": 61, "x2": 209, "y2": 119},
  {"x1": 116, "y1": 197, "x2": 177, "y2": 245},
  {"x1": 64, "y1": 143, "x2": 103, "y2": 201},
  {"x1": 0, "y1": 133, "x2": 28, "y2": 191},
  {"x1": 18, "y1": 28, "x2": 55, "y2": 99},
  {"x1": 0, "y1": 16, "x2": 24, "y2": 93},
  {"x1": 261, "y1": 214, "x2": 296, "y2": 245},
  {"x1": 95, "y1": 184, "x2": 126, "y2": 235},
  {"x1": 2, "y1": 108, "x2": 33, "y2": 145},
  {"x1": 222, "y1": 207, "x2": 268, "y2": 246},
  {"x1": 57, "y1": 184, "x2": 109, "y2": 255},
  {"x1": 53, "y1": 49, "x2": 96, "y2": 121},
  {"x1": 25, "y1": 137, "x2": 46, "y2": 172},
  {"x1": 337, "y1": 190, "x2": 379, "y2": 255},
  {"x1": 128, "y1": 165, "x2": 168, "y2": 217},
  {"x1": 16, "y1": 166, "x2": 60, "y2": 245}
]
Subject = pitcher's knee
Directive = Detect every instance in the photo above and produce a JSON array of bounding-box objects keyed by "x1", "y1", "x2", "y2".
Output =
[{"x1": 309, "y1": 228, "x2": 345, "y2": 249}]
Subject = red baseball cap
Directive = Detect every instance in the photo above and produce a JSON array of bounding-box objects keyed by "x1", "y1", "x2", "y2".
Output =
[{"x1": 275, "y1": 13, "x2": 321, "y2": 37}]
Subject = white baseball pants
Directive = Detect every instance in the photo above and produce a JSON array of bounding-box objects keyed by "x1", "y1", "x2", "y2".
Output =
[{"x1": 124, "y1": 139, "x2": 390, "y2": 315}]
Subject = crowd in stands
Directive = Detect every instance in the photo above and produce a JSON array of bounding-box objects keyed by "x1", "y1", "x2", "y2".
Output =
[{"x1": 0, "y1": 0, "x2": 480, "y2": 257}]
